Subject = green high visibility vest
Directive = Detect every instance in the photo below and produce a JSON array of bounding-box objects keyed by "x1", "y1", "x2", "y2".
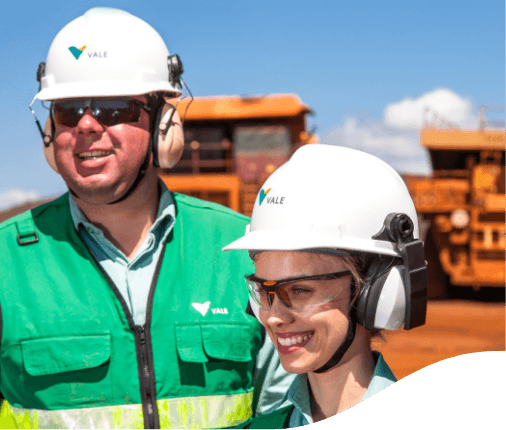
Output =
[{"x1": 0, "y1": 193, "x2": 261, "y2": 429}]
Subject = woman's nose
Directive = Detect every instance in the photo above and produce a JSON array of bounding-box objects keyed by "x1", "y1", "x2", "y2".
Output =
[{"x1": 265, "y1": 295, "x2": 295, "y2": 327}]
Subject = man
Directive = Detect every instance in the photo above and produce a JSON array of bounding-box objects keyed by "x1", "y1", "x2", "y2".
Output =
[{"x1": 0, "y1": 8, "x2": 292, "y2": 429}]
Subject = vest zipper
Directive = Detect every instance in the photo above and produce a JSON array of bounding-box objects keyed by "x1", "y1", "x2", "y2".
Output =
[
  {"x1": 77, "y1": 226, "x2": 166, "y2": 428},
  {"x1": 136, "y1": 324, "x2": 157, "y2": 429}
]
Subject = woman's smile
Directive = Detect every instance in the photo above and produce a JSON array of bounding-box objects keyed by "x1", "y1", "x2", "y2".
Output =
[{"x1": 276, "y1": 331, "x2": 314, "y2": 353}]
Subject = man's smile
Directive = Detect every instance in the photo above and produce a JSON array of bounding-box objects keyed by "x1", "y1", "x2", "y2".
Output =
[{"x1": 76, "y1": 150, "x2": 114, "y2": 160}]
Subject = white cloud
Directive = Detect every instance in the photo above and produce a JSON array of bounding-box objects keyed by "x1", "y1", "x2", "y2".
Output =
[
  {"x1": 384, "y1": 88, "x2": 477, "y2": 129},
  {"x1": 322, "y1": 88, "x2": 482, "y2": 175},
  {"x1": 0, "y1": 189, "x2": 40, "y2": 211},
  {"x1": 323, "y1": 117, "x2": 431, "y2": 174}
]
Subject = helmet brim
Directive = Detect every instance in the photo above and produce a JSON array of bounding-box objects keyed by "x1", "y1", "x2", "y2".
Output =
[
  {"x1": 36, "y1": 81, "x2": 181, "y2": 101},
  {"x1": 223, "y1": 229, "x2": 399, "y2": 257}
]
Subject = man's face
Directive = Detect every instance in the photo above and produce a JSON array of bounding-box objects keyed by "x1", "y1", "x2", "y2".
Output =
[{"x1": 52, "y1": 96, "x2": 152, "y2": 205}]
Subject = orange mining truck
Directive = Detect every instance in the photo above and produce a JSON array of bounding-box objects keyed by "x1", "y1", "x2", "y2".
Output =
[
  {"x1": 159, "y1": 94, "x2": 317, "y2": 216},
  {"x1": 404, "y1": 129, "x2": 505, "y2": 297}
]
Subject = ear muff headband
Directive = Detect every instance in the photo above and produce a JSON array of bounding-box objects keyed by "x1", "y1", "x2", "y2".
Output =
[{"x1": 43, "y1": 117, "x2": 58, "y2": 173}]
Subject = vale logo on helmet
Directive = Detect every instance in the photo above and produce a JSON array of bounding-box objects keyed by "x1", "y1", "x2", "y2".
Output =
[
  {"x1": 68, "y1": 45, "x2": 107, "y2": 60},
  {"x1": 259, "y1": 188, "x2": 285, "y2": 206}
]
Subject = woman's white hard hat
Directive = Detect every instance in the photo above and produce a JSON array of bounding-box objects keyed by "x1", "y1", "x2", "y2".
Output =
[
  {"x1": 223, "y1": 144, "x2": 419, "y2": 257},
  {"x1": 36, "y1": 8, "x2": 182, "y2": 101}
]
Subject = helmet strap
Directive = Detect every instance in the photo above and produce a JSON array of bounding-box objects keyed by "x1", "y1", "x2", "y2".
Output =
[
  {"x1": 313, "y1": 282, "x2": 357, "y2": 374},
  {"x1": 107, "y1": 138, "x2": 152, "y2": 205},
  {"x1": 106, "y1": 95, "x2": 163, "y2": 205},
  {"x1": 313, "y1": 313, "x2": 357, "y2": 374}
]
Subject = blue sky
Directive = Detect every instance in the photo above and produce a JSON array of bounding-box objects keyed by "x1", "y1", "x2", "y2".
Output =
[{"x1": 1, "y1": 0, "x2": 504, "y2": 209}]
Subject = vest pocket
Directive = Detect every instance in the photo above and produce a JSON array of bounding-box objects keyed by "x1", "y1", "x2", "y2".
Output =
[
  {"x1": 174, "y1": 322, "x2": 257, "y2": 394},
  {"x1": 175, "y1": 322, "x2": 253, "y2": 363},
  {"x1": 20, "y1": 333, "x2": 113, "y2": 408},
  {"x1": 201, "y1": 322, "x2": 253, "y2": 362}
]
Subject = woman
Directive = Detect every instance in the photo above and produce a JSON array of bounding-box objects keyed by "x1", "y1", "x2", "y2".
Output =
[{"x1": 224, "y1": 144, "x2": 428, "y2": 427}]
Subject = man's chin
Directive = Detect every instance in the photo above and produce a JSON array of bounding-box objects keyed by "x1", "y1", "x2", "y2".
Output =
[{"x1": 67, "y1": 183, "x2": 126, "y2": 206}]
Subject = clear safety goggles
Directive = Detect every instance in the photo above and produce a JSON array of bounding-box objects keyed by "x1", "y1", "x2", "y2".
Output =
[
  {"x1": 51, "y1": 98, "x2": 150, "y2": 128},
  {"x1": 245, "y1": 270, "x2": 351, "y2": 312}
]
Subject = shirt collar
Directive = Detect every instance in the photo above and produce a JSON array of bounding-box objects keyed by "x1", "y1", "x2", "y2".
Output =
[
  {"x1": 361, "y1": 351, "x2": 397, "y2": 401},
  {"x1": 69, "y1": 179, "x2": 175, "y2": 235},
  {"x1": 286, "y1": 373, "x2": 313, "y2": 425},
  {"x1": 284, "y1": 351, "x2": 396, "y2": 425}
]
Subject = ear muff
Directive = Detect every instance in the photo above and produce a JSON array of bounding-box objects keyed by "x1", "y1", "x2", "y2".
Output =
[
  {"x1": 371, "y1": 266, "x2": 406, "y2": 329},
  {"x1": 43, "y1": 117, "x2": 59, "y2": 173},
  {"x1": 355, "y1": 259, "x2": 406, "y2": 331},
  {"x1": 356, "y1": 263, "x2": 406, "y2": 330},
  {"x1": 152, "y1": 101, "x2": 184, "y2": 169}
]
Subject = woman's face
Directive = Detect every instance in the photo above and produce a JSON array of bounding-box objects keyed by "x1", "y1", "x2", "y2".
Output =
[{"x1": 255, "y1": 251, "x2": 353, "y2": 374}]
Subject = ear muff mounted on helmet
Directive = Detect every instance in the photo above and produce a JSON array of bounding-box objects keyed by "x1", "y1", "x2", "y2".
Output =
[{"x1": 355, "y1": 213, "x2": 428, "y2": 331}]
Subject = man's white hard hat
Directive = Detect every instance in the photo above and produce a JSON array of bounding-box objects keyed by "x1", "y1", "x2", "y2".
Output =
[
  {"x1": 223, "y1": 144, "x2": 419, "y2": 257},
  {"x1": 36, "y1": 8, "x2": 182, "y2": 101}
]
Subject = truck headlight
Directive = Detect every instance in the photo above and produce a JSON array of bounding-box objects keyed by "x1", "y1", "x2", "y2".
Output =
[{"x1": 450, "y1": 209, "x2": 470, "y2": 229}]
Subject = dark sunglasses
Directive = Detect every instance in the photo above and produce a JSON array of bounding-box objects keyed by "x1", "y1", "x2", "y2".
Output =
[
  {"x1": 51, "y1": 98, "x2": 150, "y2": 128},
  {"x1": 245, "y1": 270, "x2": 351, "y2": 310}
]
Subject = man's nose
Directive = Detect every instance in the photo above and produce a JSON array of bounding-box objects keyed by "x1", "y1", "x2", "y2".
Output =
[{"x1": 76, "y1": 108, "x2": 104, "y2": 135}]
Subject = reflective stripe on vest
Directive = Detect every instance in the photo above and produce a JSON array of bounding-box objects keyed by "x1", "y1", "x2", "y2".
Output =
[{"x1": 0, "y1": 391, "x2": 253, "y2": 429}]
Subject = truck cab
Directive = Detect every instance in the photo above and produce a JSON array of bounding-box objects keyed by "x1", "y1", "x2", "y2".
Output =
[
  {"x1": 405, "y1": 129, "x2": 505, "y2": 295},
  {"x1": 159, "y1": 94, "x2": 316, "y2": 215}
]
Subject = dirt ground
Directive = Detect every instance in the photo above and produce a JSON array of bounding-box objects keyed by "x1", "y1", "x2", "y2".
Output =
[{"x1": 371, "y1": 299, "x2": 505, "y2": 379}]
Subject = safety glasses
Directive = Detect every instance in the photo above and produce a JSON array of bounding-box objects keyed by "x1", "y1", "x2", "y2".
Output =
[
  {"x1": 51, "y1": 98, "x2": 150, "y2": 127},
  {"x1": 245, "y1": 270, "x2": 351, "y2": 312}
]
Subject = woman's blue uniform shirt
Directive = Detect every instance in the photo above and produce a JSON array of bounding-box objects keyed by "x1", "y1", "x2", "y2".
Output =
[{"x1": 281, "y1": 351, "x2": 396, "y2": 427}]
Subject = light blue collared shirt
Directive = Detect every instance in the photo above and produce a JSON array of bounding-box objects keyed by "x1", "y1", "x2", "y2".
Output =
[
  {"x1": 283, "y1": 351, "x2": 397, "y2": 427},
  {"x1": 69, "y1": 180, "x2": 175, "y2": 325}
]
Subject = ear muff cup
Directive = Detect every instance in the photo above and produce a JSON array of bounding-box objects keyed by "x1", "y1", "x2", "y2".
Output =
[
  {"x1": 43, "y1": 117, "x2": 59, "y2": 173},
  {"x1": 355, "y1": 257, "x2": 406, "y2": 330},
  {"x1": 153, "y1": 102, "x2": 184, "y2": 169}
]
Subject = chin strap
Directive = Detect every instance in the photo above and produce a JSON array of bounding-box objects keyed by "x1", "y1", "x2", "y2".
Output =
[
  {"x1": 108, "y1": 95, "x2": 163, "y2": 205},
  {"x1": 107, "y1": 140, "x2": 152, "y2": 205},
  {"x1": 313, "y1": 283, "x2": 357, "y2": 374}
]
